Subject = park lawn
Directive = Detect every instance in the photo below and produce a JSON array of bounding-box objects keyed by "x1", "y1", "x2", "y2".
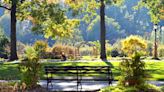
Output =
[
  {"x1": 0, "y1": 63, "x2": 20, "y2": 80},
  {"x1": 0, "y1": 61, "x2": 163, "y2": 81},
  {"x1": 145, "y1": 61, "x2": 164, "y2": 81}
]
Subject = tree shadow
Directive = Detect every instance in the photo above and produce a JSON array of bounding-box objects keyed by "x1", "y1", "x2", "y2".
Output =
[{"x1": 102, "y1": 59, "x2": 114, "y2": 68}]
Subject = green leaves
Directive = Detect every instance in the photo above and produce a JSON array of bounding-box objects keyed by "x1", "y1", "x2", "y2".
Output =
[
  {"x1": 134, "y1": 0, "x2": 163, "y2": 24},
  {"x1": 1, "y1": 0, "x2": 81, "y2": 40},
  {"x1": 17, "y1": 0, "x2": 80, "y2": 39},
  {"x1": 119, "y1": 53, "x2": 146, "y2": 86},
  {"x1": 20, "y1": 46, "x2": 41, "y2": 89}
]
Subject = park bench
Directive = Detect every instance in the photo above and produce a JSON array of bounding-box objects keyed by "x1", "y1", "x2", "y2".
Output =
[{"x1": 44, "y1": 66, "x2": 113, "y2": 91}]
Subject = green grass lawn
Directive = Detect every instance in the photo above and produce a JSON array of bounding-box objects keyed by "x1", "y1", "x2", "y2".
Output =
[{"x1": 0, "y1": 61, "x2": 163, "y2": 81}]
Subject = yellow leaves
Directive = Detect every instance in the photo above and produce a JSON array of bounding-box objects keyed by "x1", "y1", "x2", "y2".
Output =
[
  {"x1": 27, "y1": 16, "x2": 36, "y2": 24},
  {"x1": 65, "y1": 0, "x2": 84, "y2": 11},
  {"x1": 44, "y1": 19, "x2": 79, "y2": 39},
  {"x1": 65, "y1": 0, "x2": 82, "y2": 4},
  {"x1": 66, "y1": 19, "x2": 80, "y2": 27},
  {"x1": 149, "y1": 12, "x2": 160, "y2": 24},
  {"x1": 88, "y1": 0, "x2": 100, "y2": 10},
  {"x1": 121, "y1": 35, "x2": 147, "y2": 56},
  {"x1": 46, "y1": 0, "x2": 61, "y2": 4},
  {"x1": 160, "y1": 15, "x2": 164, "y2": 20},
  {"x1": 160, "y1": 9, "x2": 164, "y2": 20}
]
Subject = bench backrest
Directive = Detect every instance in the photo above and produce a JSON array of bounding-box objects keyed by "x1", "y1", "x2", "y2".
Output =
[{"x1": 45, "y1": 66, "x2": 112, "y2": 76}]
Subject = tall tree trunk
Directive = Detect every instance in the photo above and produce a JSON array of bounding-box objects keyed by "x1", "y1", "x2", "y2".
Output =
[
  {"x1": 10, "y1": 0, "x2": 18, "y2": 61},
  {"x1": 100, "y1": 0, "x2": 107, "y2": 61}
]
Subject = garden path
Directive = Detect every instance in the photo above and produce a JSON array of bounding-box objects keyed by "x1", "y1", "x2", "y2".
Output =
[{"x1": 39, "y1": 80, "x2": 164, "y2": 91}]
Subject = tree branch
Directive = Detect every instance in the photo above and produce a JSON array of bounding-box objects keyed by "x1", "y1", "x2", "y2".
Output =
[{"x1": 0, "y1": 5, "x2": 11, "y2": 10}]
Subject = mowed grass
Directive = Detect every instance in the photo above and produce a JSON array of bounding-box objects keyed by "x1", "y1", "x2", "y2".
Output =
[
  {"x1": 145, "y1": 61, "x2": 164, "y2": 81},
  {"x1": 0, "y1": 61, "x2": 163, "y2": 81}
]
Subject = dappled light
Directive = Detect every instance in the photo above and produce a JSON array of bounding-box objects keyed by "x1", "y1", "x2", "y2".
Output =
[{"x1": 0, "y1": 0, "x2": 164, "y2": 91}]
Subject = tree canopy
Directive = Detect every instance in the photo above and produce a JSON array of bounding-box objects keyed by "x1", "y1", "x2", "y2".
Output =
[
  {"x1": 0, "y1": 0, "x2": 80, "y2": 39},
  {"x1": 135, "y1": 0, "x2": 164, "y2": 24}
]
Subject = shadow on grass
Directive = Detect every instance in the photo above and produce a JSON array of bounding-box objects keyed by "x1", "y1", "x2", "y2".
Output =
[
  {"x1": 0, "y1": 64, "x2": 21, "y2": 80},
  {"x1": 102, "y1": 59, "x2": 114, "y2": 68}
]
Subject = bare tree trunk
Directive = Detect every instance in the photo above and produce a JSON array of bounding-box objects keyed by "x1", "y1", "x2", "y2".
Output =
[
  {"x1": 100, "y1": 0, "x2": 107, "y2": 61},
  {"x1": 10, "y1": 0, "x2": 18, "y2": 61}
]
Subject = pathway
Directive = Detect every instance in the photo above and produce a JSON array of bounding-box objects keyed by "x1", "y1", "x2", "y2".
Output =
[{"x1": 39, "y1": 80, "x2": 164, "y2": 91}]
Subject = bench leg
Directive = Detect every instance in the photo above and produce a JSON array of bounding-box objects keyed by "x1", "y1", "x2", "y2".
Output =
[
  {"x1": 77, "y1": 81, "x2": 82, "y2": 91},
  {"x1": 109, "y1": 80, "x2": 112, "y2": 85},
  {"x1": 47, "y1": 80, "x2": 53, "y2": 90},
  {"x1": 77, "y1": 81, "x2": 79, "y2": 91},
  {"x1": 47, "y1": 80, "x2": 49, "y2": 90},
  {"x1": 80, "y1": 81, "x2": 82, "y2": 90}
]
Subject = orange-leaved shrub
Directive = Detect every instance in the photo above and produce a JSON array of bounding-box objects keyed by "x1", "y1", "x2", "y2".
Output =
[{"x1": 52, "y1": 44, "x2": 75, "y2": 59}]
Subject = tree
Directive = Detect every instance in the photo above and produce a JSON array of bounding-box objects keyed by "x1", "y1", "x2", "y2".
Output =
[
  {"x1": 100, "y1": 0, "x2": 124, "y2": 60},
  {"x1": 19, "y1": 0, "x2": 79, "y2": 39},
  {"x1": 135, "y1": 0, "x2": 163, "y2": 59},
  {"x1": 66, "y1": 0, "x2": 124, "y2": 61},
  {"x1": 0, "y1": 0, "x2": 18, "y2": 60},
  {"x1": 121, "y1": 35, "x2": 147, "y2": 56},
  {"x1": 0, "y1": 0, "x2": 79, "y2": 60},
  {"x1": 10, "y1": 0, "x2": 18, "y2": 60},
  {"x1": 135, "y1": 0, "x2": 164, "y2": 24},
  {"x1": 100, "y1": 0, "x2": 106, "y2": 60}
]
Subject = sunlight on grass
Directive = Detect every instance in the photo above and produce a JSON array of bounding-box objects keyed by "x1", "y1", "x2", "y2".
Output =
[{"x1": 0, "y1": 61, "x2": 163, "y2": 80}]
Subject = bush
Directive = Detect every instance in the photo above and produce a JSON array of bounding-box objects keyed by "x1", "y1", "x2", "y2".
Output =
[
  {"x1": 100, "y1": 53, "x2": 161, "y2": 92},
  {"x1": 44, "y1": 51, "x2": 55, "y2": 59},
  {"x1": 80, "y1": 47, "x2": 93, "y2": 56},
  {"x1": 17, "y1": 42, "x2": 26, "y2": 58},
  {"x1": 106, "y1": 43, "x2": 112, "y2": 57},
  {"x1": 0, "y1": 82, "x2": 47, "y2": 92},
  {"x1": 121, "y1": 35, "x2": 147, "y2": 56},
  {"x1": 118, "y1": 52, "x2": 147, "y2": 86},
  {"x1": 0, "y1": 82, "x2": 26, "y2": 92},
  {"x1": 158, "y1": 45, "x2": 164, "y2": 57},
  {"x1": 89, "y1": 41, "x2": 100, "y2": 54},
  {"x1": 161, "y1": 86, "x2": 164, "y2": 92},
  {"x1": 3, "y1": 42, "x2": 26, "y2": 59},
  {"x1": 19, "y1": 46, "x2": 41, "y2": 89},
  {"x1": 0, "y1": 53, "x2": 8, "y2": 59},
  {"x1": 100, "y1": 84, "x2": 162, "y2": 92},
  {"x1": 111, "y1": 49, "x2": 119, "y2": 57},
  {"x1": 52, "y1": 44, "x2": 75, "y2": 59},
  {"x1": 147, "y1": 42, "x2": 153, "y2": 56},
  {"x1": 33, "y1": 40, "x2": 48, "y2": 58}
]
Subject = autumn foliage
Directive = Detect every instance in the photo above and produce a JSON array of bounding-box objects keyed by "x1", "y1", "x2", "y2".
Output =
[{"x1": 121, "y1": 35, "x2": 147, "y2": 56}]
